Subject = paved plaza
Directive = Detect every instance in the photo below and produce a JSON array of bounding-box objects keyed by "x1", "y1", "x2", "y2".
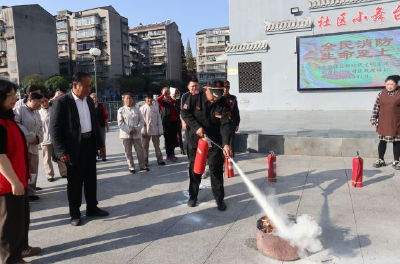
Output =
[{"x1": 20, "y1": 125, "x2": 400, "y2": 264}]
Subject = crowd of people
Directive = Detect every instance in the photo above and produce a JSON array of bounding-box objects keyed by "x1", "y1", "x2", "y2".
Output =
[
  {"x1": 0, "y1": 73, "x2": 241, "y2": 263},
  {"x1": 3, "y1": 70, "x2": 400, "y2": 263}
]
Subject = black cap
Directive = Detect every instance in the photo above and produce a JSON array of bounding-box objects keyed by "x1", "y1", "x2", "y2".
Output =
[
  {"x1": 223, "y1": 80, "x2": 230, "y2": 87},
  {"x1": 208, "y1": 80, "x2": 224, "y2": 99}
]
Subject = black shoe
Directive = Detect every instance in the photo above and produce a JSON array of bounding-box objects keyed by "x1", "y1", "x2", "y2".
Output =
[
  {"x1": 158, "y1": 161, "x2": 166, "y2": 166},
  {"x1": 47, "y1": 178, "x2": 54, "y2": 182},
  {"x1": 140, "y1": 167, "x2": 150, "y2": 171},
  {"x1": 29, "y1": 195, "x2": 39, "y2": 201},
  {"x1": 61, "y1": 175, "x2": 68, "y2": 178},
  {"x1": 129, "y1": 169, "x2": 136, "y2": 174},
  {"x1": 181, "y1": 150, "x2": 186, "y2": 155},
  {"x1": 217, "y1": 200, "x2": 227, "y2": 211},
  {"x1": 393, "y1": 161, "x2": 400, "y2": 170},
  {"x1": 102, "y1": 158, "x2": 107, "y2": 162},
  {"x1": 373, "y1": 159, "x2": 386, "y2": 168},
  {"x1": 187, "y1": 198, "x2": 197, "y2": 207},
  {"x1": 36, "y1": 187, "x2": 43, "y2": 191},
  {"x1": 70, "y1": 217, "x2": 81, "y2": 226},
  {"x1": 86, "y1": 208, "x2": 109, "y2": 217}
]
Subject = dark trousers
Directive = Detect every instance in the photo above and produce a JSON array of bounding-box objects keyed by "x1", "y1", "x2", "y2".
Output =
[
  {"x1": 188, "y1": 140, "x2": 225, "y2": 202},
  {"x1": 229, "y1": 125, "x2": 236, "y2": 158},
  {"x1": 378, "y1": 140, "x2": 400, "y2": 160},
  {"x1": 0, "y1": 189, "x2": 29, "y2": 264},
  {"x1": 177, "y1": 125, "x2": 184, "y2": 151},
  {"x1": 163, "y1": 121, "x2": 178, "y2": 157},
  {"x1": 67, "y1": 136, "x2": 98, "y2": 218}
]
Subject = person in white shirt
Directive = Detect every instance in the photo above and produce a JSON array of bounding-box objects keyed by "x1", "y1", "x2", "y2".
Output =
[
  {"x1": 14, "y1": 85, "x2": 41, "y2": 110},
  {"x1": 140, "y1": 93, "x2": 165, "y2": 166},
  {"x1": 14, "y1": 93, "x2": 44, "y2": 201},
  {"x1": 50, "y1": 72, "x2": 109, "y2": 227},
  {"x1": 117, "y1": 93, "x2": 149, "y2": 173},
  {"x1": 39, "y1": 94, "x2": 67, "y2": 182}
]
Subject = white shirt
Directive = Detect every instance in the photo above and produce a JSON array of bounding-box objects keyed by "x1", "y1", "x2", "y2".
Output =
[{"x1": 71, "y1": 92, "x2": 92, "y2": 133}]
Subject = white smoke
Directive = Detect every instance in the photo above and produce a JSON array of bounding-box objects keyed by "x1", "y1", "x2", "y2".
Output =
[{"x1": 231, "y1": 159, "x2": 323, "y2": 256}]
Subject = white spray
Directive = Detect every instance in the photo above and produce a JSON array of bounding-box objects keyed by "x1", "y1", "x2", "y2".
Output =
[{"x1": 230, "y1": 158, "x2": 323, "y2": 256}]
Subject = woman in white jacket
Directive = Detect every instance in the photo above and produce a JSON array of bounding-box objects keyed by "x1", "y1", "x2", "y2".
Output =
[
  {"x1": 39, "y1": 94, "x2": 67, "y2": 182},
  {"x1": 140, "y1": 93, "x2": 165, "y2": 166},
  {"x1": 117, "y1": 93, "x2": 149, "y2": 173},
  {"x1": 14, "y1": 93, "x2": 44, "y2": 201}
]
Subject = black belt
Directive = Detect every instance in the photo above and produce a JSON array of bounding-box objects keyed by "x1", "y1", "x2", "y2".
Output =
[{"x1": 81, "y1": 132, "x2": 92, "y2": 138}]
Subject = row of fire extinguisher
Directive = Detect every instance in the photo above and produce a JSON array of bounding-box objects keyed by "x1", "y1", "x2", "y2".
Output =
[{"x1": 193, "y1": 137, "x2": 364, "y2": 188}]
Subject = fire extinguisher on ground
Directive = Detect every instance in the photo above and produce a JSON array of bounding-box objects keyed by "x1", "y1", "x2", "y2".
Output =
[
  {"x1": 267, "y1": 151, "x2": 277, "y2": 182},
  {"x1": 352, "y1": 151, "x2": 363, "y2": 188},
  {"x1": 193, "y1": 138, "x2": 210, "y2": 175},
  {"x1": 225, "y1": 156, "x2": 234, "y2": 178}
]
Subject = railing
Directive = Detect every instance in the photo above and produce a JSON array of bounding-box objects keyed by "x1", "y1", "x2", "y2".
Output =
[
  {"x1": 101, "y1": 100, "x2": 144, "y2": 122},
  {"x1": 102, "y1": 101, "x2": 123, "y2": 122}
]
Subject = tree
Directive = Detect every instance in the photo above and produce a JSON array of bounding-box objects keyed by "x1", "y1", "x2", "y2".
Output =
[
  {"x1": 44, "y1": 75, "x2": 69, "y2": 94},
  {"x1": 181, "y1": 40, "x2": 188, "y2": 84},
  {"x1": 90, "y1": 77, "x2": 106, "y2": 94},
  {"x1": 21, "y1": 74, "x2": 45, "y2": 93},
  {"x1": 185, "y1": 40, "x2": 196, "y2": 79},
  {"x1": 116, "y1": 76, "x2": 146, "y2": 94}
]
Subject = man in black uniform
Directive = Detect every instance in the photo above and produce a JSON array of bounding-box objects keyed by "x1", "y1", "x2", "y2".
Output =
[
  {"x1": 181, "y1": 80, "x2": 232, "y2": 211},
  {"x1": 223, "y1": 80, "x2": 240, "y2": 156}
]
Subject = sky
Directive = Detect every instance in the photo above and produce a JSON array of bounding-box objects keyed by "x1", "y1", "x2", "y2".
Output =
[{"x1": 3, "y1": 0, "x2": 230, "y2": 53}]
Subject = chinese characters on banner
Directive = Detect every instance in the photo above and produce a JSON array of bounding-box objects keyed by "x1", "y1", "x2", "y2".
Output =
[
  {"x1": 317, "y1": 62, "x2": 392, "y2": 81},
  {"x1": 318, "y1": 5, "x2": 400, "y2": 29},
  {"x1": 319, "y1": 37, "x2": 394, "y2": 80},
  {"x1": 321, "y1": 38, "x2": 393, "y2": 60}
]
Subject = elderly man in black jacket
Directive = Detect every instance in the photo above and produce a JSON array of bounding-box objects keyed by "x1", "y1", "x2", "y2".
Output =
[{"x1": 50, "y1": 72, "x2": 109, "y2": 226}]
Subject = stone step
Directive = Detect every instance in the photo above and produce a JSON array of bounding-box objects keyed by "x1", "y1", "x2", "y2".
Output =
[{"x1": 235, "y1": 133, "x2": 385, "y2": 158}]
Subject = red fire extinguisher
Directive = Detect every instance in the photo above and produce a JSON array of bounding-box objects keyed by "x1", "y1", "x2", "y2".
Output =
[
  {"x1": 193, "y1": 138, "x2": 209, "y2": 175},
  {"x1": 352, "y1": 151, "x2": 363, "y2": 188},
  {"x1": 267, "y1": 151, "x2": 277, "y2": 182},
  {"x1": 225, "y1": 157, "x2": 234, "y2": 178}
]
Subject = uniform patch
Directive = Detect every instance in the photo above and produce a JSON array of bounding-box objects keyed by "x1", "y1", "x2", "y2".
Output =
[
  {"x1": 196, "y1": 106, "x2": 201, "y2": 110},
  {"x1": 183, "y1": 104, "x2": 188, "y2": 109},
  {"x1": 215, "y1": 111, "x2": 222, "y2": 118}
]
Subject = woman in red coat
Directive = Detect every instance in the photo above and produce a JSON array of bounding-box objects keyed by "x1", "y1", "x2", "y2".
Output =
[{"x1": 0, "y1": 80, "x2": 41, "y2": 264}]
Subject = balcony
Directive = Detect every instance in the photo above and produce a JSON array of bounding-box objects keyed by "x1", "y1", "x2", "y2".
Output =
[
  {"x1": 129, "y1": 38, "x2": 138, "y2": 45},
  {"x1": 4, "y1": 27, "x2": 14, "y2": 40},
  {"x1": 0, "y1": 56, "x2": 7, "y2": 67},
  {"x1": 59, "y1": 56, "x2": 70, "y2": 64},
  {"x1": 0, "y1": 73, "x2": 9, "y2": 80}
]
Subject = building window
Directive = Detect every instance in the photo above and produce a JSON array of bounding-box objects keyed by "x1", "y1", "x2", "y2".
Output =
[
  {"x1": 198, "y1": 38, "x2": 204, "y2": 45},
  {"x1": 206, "y1": 46, "x2": 225, "y2": 53},
  {"x1": 206, "y1": 63, "x2": 225, "y2": 71},
  {"x1": 150, "y1": 39, "x2": 165, "y2": 45},
  {"x1": 206, "y1": 36, "x2": 225, "y2": 43},
  {"x1": 149, "y1": 30, "x2": 165, "y2": 37},
  {"x1": 76, "y1": 28, "x2": 100, "y2": 39},
  {"x1": 58, "y1": 44, "x2": 67, "y2": 52},
  {"x1": 238, "y1": 62, "x2": 262, "y2": 93},
  {"x1": 77, "y1": 42, "x2": 95, "y2": 51},
  {"x1": 75, "y1": 16, "x2": 101, "y2": 27},
  {"x1": 76, "y1": 54, "x2": 92, "y2": 62},
  {"x1": 57, "y1": 33, "x2": 68, "y2": 42},
  {"x1": 151, "y1": 47, "x2": 165, "y2": 54},
  {"x1": 56, "y1": 20, "x2": 67, "y2": 29},
  {"x1": 0, "y1": 73, "x2": 9, "y2": 80}
]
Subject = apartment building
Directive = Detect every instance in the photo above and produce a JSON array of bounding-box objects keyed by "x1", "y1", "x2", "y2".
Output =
[
  {"x1": 129, "y1": 19, "x2": 182, "y2": 81},
  {"x1": 0, "y1": 5, "x2": 59, "y2": 84},
  {"x1": 196, "y1": 27, "x2": 229, "y2": 85},
  {"x1": 56, "y1": 6, "x2": 130, "y2": 80}
]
